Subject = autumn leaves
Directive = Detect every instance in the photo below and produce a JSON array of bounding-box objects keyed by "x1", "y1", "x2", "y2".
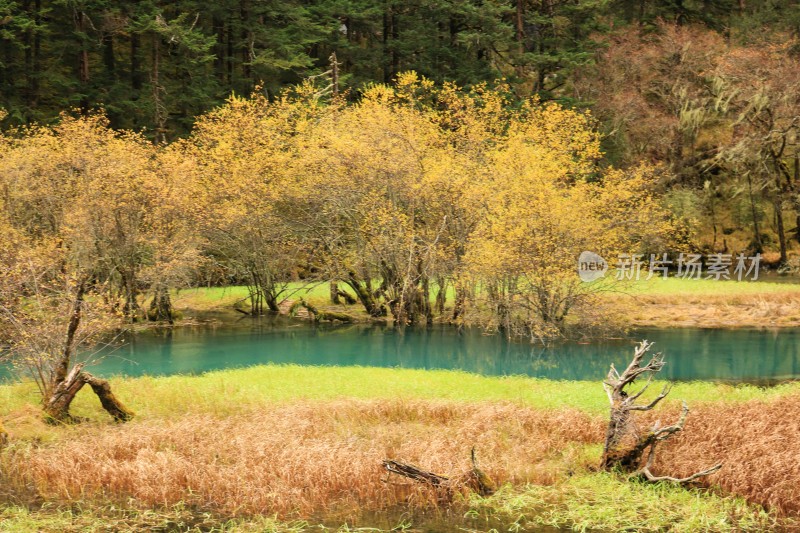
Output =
[{"x1": 0, "y1": 74, "x2": 672, "y2": 343}]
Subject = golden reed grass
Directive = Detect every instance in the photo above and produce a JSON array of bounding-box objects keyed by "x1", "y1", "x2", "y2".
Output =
[
  {"x1": 4, "y1": 393, "x2": 800, "y2": 519},
  {"x1": 651, "y1": 394, "x2": 800, "y2": 516},
  {"x1": 2, "y1": 400, "x2": 601, "y2": 518}
]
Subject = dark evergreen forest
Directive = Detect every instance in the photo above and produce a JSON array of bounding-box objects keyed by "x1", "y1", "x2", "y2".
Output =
[{"x1": 2, "y1": 0, "x2": 797, "y2": 138}]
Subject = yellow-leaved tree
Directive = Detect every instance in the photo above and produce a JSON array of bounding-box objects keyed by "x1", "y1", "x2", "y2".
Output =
[
  {"x1": 293, "y1": 78, "x2": 462, "y2": 323},
  {"x1": 183, "y1": 89, "x2": 326, "y2": 315},
  {"x1": 462, "y1": 101, "x2": 671, "y2": 338}
]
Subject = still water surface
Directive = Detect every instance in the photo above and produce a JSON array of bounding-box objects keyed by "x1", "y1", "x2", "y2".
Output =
[{"x1": 20, "y1": 315, "x2": 798, "y2": 383}]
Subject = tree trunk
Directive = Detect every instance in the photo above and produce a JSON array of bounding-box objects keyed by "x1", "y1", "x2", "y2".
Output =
[
  {"x1": 600, "y1": 341, "x2": 721, "y2": 482},
  {"x1": 265, "y1": 292, "x2": 280, "y2": 313},
  {"x1": 53, "y1": 281, "x2": 86, "y2": 389},
  {"x1": 44, "y1": 364, "x2": 90, "y2": 423},
  {"x1": 148, "y1": 285, "x2": 174, "y2": 324},
  {"x1": 290, "y1": 299, "x2": 354, "y2": 323},
  {"x1": 434, "y1": 277, "x2": 447, "y2": 315},
  {"x1": 43, "y1": 282, "x2": 134, "y2": 424},
  {"x1": 102, "y1": 31, "x2": 116, "y2": 79},
  {"x1": 774, "y1": 197, "x2": 788, "y2": 266},
  {"x1": 346, "y1": 271, "x2": 385, "y2": 317},
  {"x1": 83, "y1": 372, "x2": 135, "y2": 422},
  {"x1": 330, "y1": 281, "x2": 356, "y2": 305},
  {"x1": 330, "y1": 280, "x2": 341, "y2": 304},
  {"x1": 131, "y1": 33, "x2": 143, "y2": 91},
  {"x1": 45, "y1": 363, "x2": 134, "y2": 424},
  {"x1": 421, "y1": 276, "x2": 433, "y2": 325},
  {"x1": 452, "y1": 285, "x2": 467, "y2": 320},
  {"x1": 747, "y1": 173, "x2": 763, "y2": 253}
]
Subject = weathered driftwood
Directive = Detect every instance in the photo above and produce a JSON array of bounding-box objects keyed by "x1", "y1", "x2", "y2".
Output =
[
  {"x1": 289, "y1": 299, "x2": 355, "y2": 323},
  {"x1": 383, "y1": 460, "x2": 449, "y2": 487},
  {"x1": 382, "y1": 448, "x2": 496, "y2": 496},
  {"x1": 601, "y1": 340, "x2": 721, "y2": 482}
]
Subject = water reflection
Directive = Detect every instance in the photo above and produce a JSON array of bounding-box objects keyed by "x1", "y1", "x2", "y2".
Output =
[{"x1": 2, "y1": 315, "x2": 799, "y2": 383}]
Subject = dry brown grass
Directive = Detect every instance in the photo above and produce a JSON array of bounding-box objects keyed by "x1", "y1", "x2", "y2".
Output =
[
  {"x1": 5, "y1": 393, "x2": 800, "y2": 522},
  {"x1": 606, "y1": 292, "x2": 800, "y2": 328},
  {"x1": 2, "y1": 400, "x2": 602, "y2": 519},
  {"x1": 642, "y1": 394, "x2": 800, "y2": 516}
]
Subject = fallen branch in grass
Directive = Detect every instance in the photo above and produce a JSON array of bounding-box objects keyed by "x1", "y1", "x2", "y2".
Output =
[
  {"x1": 601, "y1": 340, "x2": 721, "y2": 483},
  {"x1": 382, "y1": 460, "x2": 449, "y2": 487},
  {"x1": 382, "y1": 448, "x2": 496, "y2": 496}
]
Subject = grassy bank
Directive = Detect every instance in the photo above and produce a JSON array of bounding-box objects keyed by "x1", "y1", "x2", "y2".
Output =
[
  {"x1": 606, "y1": 277, "x2": 800, "y2": 328},
  {"x1": 172, "y1": 278, "x2": 800, "y2": 329},
  {"x1": 2, "y1": 366, "x2": 799, "y2": 531}
]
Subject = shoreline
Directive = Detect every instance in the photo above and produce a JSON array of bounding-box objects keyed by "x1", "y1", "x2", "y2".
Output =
[{"x1": 166, "y1": 277, "x2": 800, "y2": 332}]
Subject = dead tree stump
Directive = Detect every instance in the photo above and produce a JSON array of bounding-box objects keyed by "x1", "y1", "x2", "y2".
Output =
[{"x1": 601, "y1": 340, "x2": 721, "y2": 482}]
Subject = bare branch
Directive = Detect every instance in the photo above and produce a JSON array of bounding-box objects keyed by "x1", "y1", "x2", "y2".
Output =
[
  {"x1": 641, "y1": 464, "x2": 723, "y2": 483},
  {"x1": 652, "y1": 401, "x2": 689, "y2": 440},
  {"x1": 627, "y1": 373, "x2": 655, "y2": 401},
  {"x1": 628, "y1": 384, "x2": 672, "y2": 411},
  {"x1": 640, "y1": 441, "x2": 722, "y2": 483}
]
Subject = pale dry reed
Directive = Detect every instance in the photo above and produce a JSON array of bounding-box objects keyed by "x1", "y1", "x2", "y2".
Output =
[{"x1": 4, "y1": 400, "x2": 601, "y2": 518}]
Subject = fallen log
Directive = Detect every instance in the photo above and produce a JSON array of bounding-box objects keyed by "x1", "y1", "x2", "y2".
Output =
[
  {"x1": 382, "y1": 448, "x2": 496, "y2": 497},
  {"x1": 290, "y1": 299, "x2": 355, "y2": 323},
  {"x1": 45, "y1": 363, "x2": 134, "y2": 424},
  {"x1": 382, "y1": 460, "x2": 449, "y2": 487}
]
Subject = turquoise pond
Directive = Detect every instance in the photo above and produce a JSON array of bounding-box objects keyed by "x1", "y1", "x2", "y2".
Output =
[{"x1": 5, "y1": 315, "x2": 795, "y2": 383}]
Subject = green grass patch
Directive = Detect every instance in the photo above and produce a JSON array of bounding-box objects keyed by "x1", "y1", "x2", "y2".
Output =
[
  {"x1": 0, "y1": 505, "x2": 317, "y2": 532},
  {"x1": 609, "y1": 276, "x2": 800, "y2": 297},
  {"x1": 3, "y1": 365, "x2": 799, "y2": 423},
  {"x1": 469, "y1": 473, "x2": 777, "y2": 532}
]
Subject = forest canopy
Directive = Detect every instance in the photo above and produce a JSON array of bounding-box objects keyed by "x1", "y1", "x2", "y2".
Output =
[
  {"x1": 2, "y1": 1, "x2": 800, "y2": 344},
  {"x1": 0, "y1": 75, "x2": 672, "y2": 348}
]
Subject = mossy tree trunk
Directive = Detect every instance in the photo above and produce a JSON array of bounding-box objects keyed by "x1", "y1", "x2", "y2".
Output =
[
  {"x1": 147, "y1": 284, "x2": 174, "y2": 324},
  {"x1": 44, "y1": 363, "x2": 135, "y2": 424},
  {"x1": 330, "y1": 281, "x2": 356, "y2": 305},
  {"x1": 345, "y1": 271, "x2": 385, "y2": 317},
  {"x1": 42, "y1": 282, "x2": 134, "y2": 424},
  {"x1": 330, "y1": 280, "x2": 341, "y2": 304},
  {"x1": 290, "y1": 299, "x2": 355, "y2": 323}
]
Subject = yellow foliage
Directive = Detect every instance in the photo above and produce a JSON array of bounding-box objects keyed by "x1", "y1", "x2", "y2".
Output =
[{"x1": 0, "y1": 75, "x2": 674, "y2": 337}]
